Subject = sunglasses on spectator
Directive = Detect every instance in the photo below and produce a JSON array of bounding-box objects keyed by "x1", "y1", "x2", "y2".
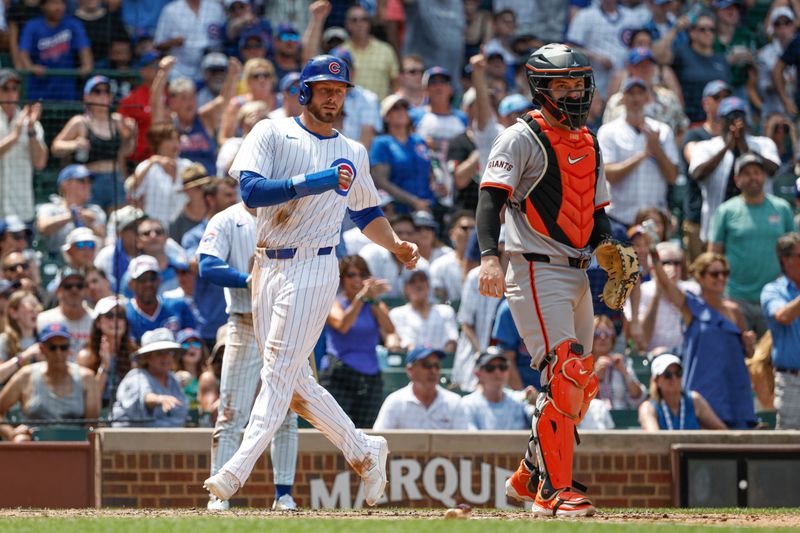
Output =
[
  {"x1": 661, "y1": 368, "x2": 683, "y2": 380},
  {"x1": 45, "y1": 343, "x2": 71, "y2": 352},
  {"x1": 344, "y1": 271, "x2": 365, "y2": 279},
  {"x1": 347, "y1": 16, "x2": 370, "y2": 23},
  {"x1": 704, "y1": 269, "x2": 730, "y2": 279},
  {"x1": 250, "y1": 72, "x2": 272, "y2": 80},
  {"x1": 0, "y1": 83, "x2": 20, "y2": 92},
  {"x1": 9, "y1": 231, "x2": 27, "y2": 240},
  {"x1": 692, "y1": 25, "x2": 714, "y2": 32},
  {"x1": 62, "y1": 282, "x2": 86, "y2": 290},
  {"x1": 419, "y1": 360, "x2": 441, "y2": 370},
  {"x1": 483, "y1": 362, "x2": 509, "y2": 372},
  {"x1": 136, "y1": 272, "x2": 159, "y2": 283},
  {"x1": 103, "y1": 312, "x2": 126, "y2": 320},
  {"x1": 459, "y1": 224, "x2": 475, "y2": 232},
  {"x1": 774, "y1": 18, "x2": 793, "y2": 27},
  {"x1": 182, "y1": 341, "x2": 203, "y2": 350},
  {"x1": 404, "y1": 68, "x2": 423, "y2": 75},
  {"x1": 91, "y1": 87, "x2": 110, "y2": 95},
  {"x1": 4, "y1": 262, "x2": 29, "y2": 272},
  {"x1": 594, "y1": 329, "x2": 614, "y2": 339},
  {"x1": 74, "y1": 241, "x2": 96, "y2": 250},
  {"x1": 278, "y1": 33, "x2": 299, "y2": 42},
  {"x1": 138, "y1": 228, "x2": 165, "y2": 237},
  {"x1": 242, "y1": 41, "x2": 264, "y2": 50},
  {"x1": 710, "y1": 91, "x2": 732, "y2": 101},
  {"x1": 661, "y1": 259, "x2": 682, "y2": 266}
]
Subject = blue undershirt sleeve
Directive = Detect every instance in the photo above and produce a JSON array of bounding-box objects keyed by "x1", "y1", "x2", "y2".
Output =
[
  {"x1": 198, "y1": 254, "x2": 249, "y2": 288},
  {"x1": 348, "y1": 206, "x2": 385, "y2": 231},
  {"x1": 240, "y1": 170, "x2": 297, "y2": 208}
]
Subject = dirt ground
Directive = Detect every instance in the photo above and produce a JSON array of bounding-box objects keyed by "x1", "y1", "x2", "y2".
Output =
[{"x1": 1, "y1": 508, "x2": 799, "y2": 528}]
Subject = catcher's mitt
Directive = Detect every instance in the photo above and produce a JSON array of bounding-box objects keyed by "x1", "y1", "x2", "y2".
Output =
[{"x1": 594, "y1": 239, "x2": 640, "y2": 310}]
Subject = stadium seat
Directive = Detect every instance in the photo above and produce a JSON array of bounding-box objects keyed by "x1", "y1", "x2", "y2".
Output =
[
  {"x1": 610, "y1": 409, "x2": 641, "y2": 429},
  {"x1": 31, "y1": 427, "x2": 89, "y2": 441},
  {"x1": 756, "y1": 411, "x2": 777, "y2": 429},
  {"x1": 381, "y1": 367, "x2": 410, "y2": 399}
]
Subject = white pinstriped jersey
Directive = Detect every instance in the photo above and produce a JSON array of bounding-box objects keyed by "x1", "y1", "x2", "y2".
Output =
[
  {"x1": 388, "y1": 303, "x2": 459, "y2": 351},
  {"x1": 196, "y1": 203, "x2": 256, "y2": 314},
  {"x1": 229, "y1": 117, "x2": 381, "y2": 248}
]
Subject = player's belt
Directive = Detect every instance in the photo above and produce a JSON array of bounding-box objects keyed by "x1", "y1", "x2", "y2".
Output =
[
  {"x1": 522, "y1": 252, "x2": 591, "y2": 270},
  {"x1": 262, "y1": 247, "x2": 333, "y2": 259}
]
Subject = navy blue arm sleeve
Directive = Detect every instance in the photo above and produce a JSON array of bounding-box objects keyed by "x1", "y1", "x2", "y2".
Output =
[
  {"x1": 239, "y1": 170, "x2": 297, "y2": 208},
  {"x1": 198, "y1": 254, "x2": 249, "y2": 288},
  {"x1": 347, "y1": 206, "x2": 384, "y2": 230}
]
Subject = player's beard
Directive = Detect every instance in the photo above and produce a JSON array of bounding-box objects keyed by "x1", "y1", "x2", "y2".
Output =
[{"x1": 307, "y1": 100, "x2": 343, "y2": 124}]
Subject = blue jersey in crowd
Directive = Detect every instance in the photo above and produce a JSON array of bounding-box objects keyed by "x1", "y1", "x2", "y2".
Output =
[
  {"x1": 762, "y1": 275, "x2": 800, "y2": 371},
  {"x1": 19, "y1": 14, "x2": 90, "y2": 100},
  {"x1": 125, "y1": 296, "x2": 197, "y2": 343},
  {"x1": 369, "y1": 133, "x2": 435, "y2": 209}
]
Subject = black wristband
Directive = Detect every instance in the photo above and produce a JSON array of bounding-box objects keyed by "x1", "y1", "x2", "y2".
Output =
[{"x1": 481, "y1": 249, "x2": 499, "y2": 257}]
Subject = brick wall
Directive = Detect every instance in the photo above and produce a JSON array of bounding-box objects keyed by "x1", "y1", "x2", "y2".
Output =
[{"x1": 95, "y1": 429, "x2": 800, "y2": 509}]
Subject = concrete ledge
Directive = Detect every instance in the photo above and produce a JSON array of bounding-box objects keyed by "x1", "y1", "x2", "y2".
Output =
[{"x1": 96, "y1": 428, "x2": 800, "y2": 454}]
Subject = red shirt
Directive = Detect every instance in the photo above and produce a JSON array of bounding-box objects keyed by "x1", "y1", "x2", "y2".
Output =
[{"x1": 119, "y1": 84, "x2": 152, "y2": 163}]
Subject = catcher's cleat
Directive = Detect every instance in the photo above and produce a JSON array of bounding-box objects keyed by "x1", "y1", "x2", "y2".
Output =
[
  {"x1": 531, "y1": 488, "x2": 596, "y2": 517},
  {"x1": 505, "y1": 460, "x2": 536, "y2": 503}
]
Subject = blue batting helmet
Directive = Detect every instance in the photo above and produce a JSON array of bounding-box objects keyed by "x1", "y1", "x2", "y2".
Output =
[{"x1": 297, "y1": 55, "x2": 353, "y2": 105}]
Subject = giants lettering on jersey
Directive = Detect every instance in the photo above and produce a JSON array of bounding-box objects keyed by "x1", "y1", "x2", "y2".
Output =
[{"x1": 488, "y1": 159, "x2": 513, "y2": 172}]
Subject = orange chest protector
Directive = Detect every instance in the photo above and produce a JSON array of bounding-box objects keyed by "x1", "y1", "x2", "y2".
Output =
[{"x1": 518, "y1": 111, "x2": 600, "y2": 249}]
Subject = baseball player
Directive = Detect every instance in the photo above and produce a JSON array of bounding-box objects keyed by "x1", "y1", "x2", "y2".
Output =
[
  {"x1": 476, "y1": 43, "x2": 614, "y2": 517},
  {"x1": 197, "y1": 201, "x2": 299, "y2": 511},
  {"x1": 203, "y1": 55, "x2": 419, "y2": 507}
]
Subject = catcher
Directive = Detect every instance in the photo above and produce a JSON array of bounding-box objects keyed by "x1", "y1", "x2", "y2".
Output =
[{"x1": 476, "y1": 43, "x2": 638, "y2": 517}]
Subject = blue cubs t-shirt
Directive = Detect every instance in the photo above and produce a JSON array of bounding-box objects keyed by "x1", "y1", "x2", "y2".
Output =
[
  {"x1": 126, "y1": 297, "x2": 197, "y2": 343},
  {"x1": 19, "y1": 15, "x2": 90, "y2": 100},
  {"x1": 369, "y1": 133, "x2": 435, "y2": 209}
]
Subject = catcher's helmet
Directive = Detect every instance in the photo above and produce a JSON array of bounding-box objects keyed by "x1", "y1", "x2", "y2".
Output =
[
  {"x1": 525, "y1": 43, "x2": 595, "y2": 129},
  {"x1": 297, "y1": 54, "x2": 354, "y2": 105}
]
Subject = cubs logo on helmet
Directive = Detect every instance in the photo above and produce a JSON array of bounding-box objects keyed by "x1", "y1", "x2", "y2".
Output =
[{"x1": 298, "y1": 55, "x2": 354, "y2": 105}]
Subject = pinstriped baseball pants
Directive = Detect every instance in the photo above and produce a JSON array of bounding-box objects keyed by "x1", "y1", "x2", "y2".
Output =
[
  {"x1": 222, "y1": 250, "x2": 376, "y2": 484},
  {"x1": 210, "y1": 313, "x2": 298, "y2": 485}
]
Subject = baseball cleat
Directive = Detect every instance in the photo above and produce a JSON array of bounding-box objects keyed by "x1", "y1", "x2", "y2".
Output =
[
  {"x1": 531, "y1": 489, "x2": 596, "y2": 517},
  {"x1": 272, "y1": 494, "x2": 298, "y2": 511},
  {"x1": 505, "y1": 460, "x2": 536, "y2": 503},
  {"x1": 363, "y1": 436, "x2": 389, "y2": 506},
  {"x1": 207, "y1": 495, "x2": 230, "y2": 511},
  {"x1": 203, "y1": 470, "x2": 241, "y2": 502}
]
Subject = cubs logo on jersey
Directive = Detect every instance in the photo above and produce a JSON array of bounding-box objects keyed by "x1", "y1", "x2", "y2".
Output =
[{"x1": 331, "y1": 158, "x2": 356, "y2": 196}]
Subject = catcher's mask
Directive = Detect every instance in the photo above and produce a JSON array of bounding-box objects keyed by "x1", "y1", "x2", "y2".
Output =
[{"x1": 525, "y1": 43, "x2": 595, "y2": 129}]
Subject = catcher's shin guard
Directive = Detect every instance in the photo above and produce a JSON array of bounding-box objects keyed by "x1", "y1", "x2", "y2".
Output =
[{"x1": 531, "y1": 340, "x2": 595, "y2": 501}]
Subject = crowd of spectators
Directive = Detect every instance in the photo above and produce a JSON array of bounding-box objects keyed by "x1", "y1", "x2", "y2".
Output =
[{"x1": 1, "y1": 0, "x2": 800, "y2": 438}]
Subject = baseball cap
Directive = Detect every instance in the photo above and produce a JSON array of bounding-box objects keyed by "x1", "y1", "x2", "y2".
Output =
[
  {"x1": 201, "y1": 52, "x2": 228, "y2": 72},
  {"x1": 61, "y1": 227, "x2": 99, "y2": 253},
  {"x1": 57, "y1": 267, "x2": 86, "y2": 288},
  {"x1": 0, "y1": 69, "x2": 21, "y2": 87},
  {"x1": 422, "y1": 66, "x2": 451, "y2": 87},
  {"x1": 279, "y1": 72, "x2": 301, "y2": 93},
  {"x1": 404, "y1": 268, "x2": 429, "y2": 286},
  {"x1": 39, "y1": 323, "x2": 72, "y2": 343},
  {"x1": 498, "y1": 94, "x2": 532, "y2": 117},
  {"x1": 277, "y1": 23, "x2": 299, "y2": 41},
  {"x1": 380, "y1": 94, "x2": 410, "y2": 119},
  {"x1": 83, "y1": 75, "x2": 110, "y2": 96},
  {"x1": 622, "y1": 77, "x2": 647, "y2": 93},
  {"x1": 223, "y1": 0, "x2": 248, "y2": 7},
  {"x1": 712, "y1": 0, "x2": 741, "y2": 9},
  {"x1": 176, "y1": 328, "x2": 202, "y2": 344},
  {"x1": 113, "y1": 205, "x2": 148, "y2": 231},
  {"x1": 650, "y1": 353, "x2": 682, "y2": 378},
  {"x1": 128, "y1": 255, "x2": 160, "y2": 280},
  {"x1": 94, "y1": 295, "x2": 126, "y2": 316},
  {"x1": 412, "y1": 210, "x2": 438, "y2": 231},
  {"x1": 181, "y1": 163, "x2": 214, "y2": 191},
  {"x1": 329, "y1": 46, "x2": 354, "y2": 68},
  {"x1": 3, "y1": 215, "x2": 28, "y2": 234},
  {"x1": 771, "y1": 6, "x2": 796, "y2": 26},
  {"x1": 702, "y1": 79, "x2": 732, "y2": 99},
  {"x1": 57, "y1": 164, "x2": 92, "y2": 187},
  {"x1": 628, "y1": 47, "x2": 654, "y2": 65},
  {"x1": 239, "y1": 30, "x2": 268, "y2": 50},
  {"x1": 132, "y1": 328, "x2": 183, "y2": 361},
  {"x1": 717, "y1": 96, "x2": 748, "y2": 118},
  {"x1": 323, "y1": 26, "x2": 348, "y2": 45},
  {"x1": 134, "y1": 51, "x2": 160, "y2": 69},
  {"x1": 484, "y1": 42, "x2": 507, "y2": 61},
  {"x1": 476, "y1": 346, "x2": 507, "y2": 369},
  {"x1": 405, "y1": 346, "x2": 445, "y2": 366},
  {"x1": 734, "y1": 152, "x2": 765, "y2": 175}
]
